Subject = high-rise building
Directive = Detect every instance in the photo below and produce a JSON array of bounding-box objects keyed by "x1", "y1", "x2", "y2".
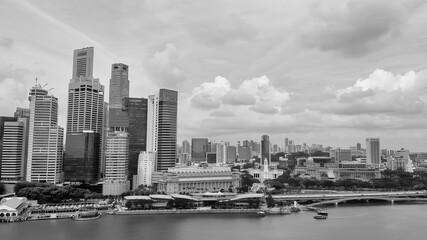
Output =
[
  {"x1": 191, "y1": 138, "x2": 208, "y2": 163},
  {"x1": 156, "y1": 89, "x2": 178, "y2": 171},
  {"x1": 226, "y1": 146, "x2": 237, "y2": 163},
  {"x1": 285, "y1": 138, "x2": 289, "y2": 152},
  {"x1": 66, "y1": 47, "x2": 104, "y2": 183},
  {"x1": 0, "y1": 116, "x2": 16, "y2": 180},
  {"x1": 261, "y1": 135, "x2": 271, "y2": 164},
  {"x1": 146, "y1": 94, "x2": 159, "y2": 153},
  {"x1": 123, "y1": 97, "x2": 148, "y2": 183},
  {"x1": 137, "y1": 151, "x2": 155, "y2": 186},
  {"x1": 64, "y1": 131, "x2": 100, "y2": 184},
  {"x1": 356, "y1": 142, "x2": 362, "y2": 151},
  {"x1": 366, "y1": 138, "x2": 381, "y2": 166},
  {"x1": 109, "y1": 63, "x2": 130, "y2": 131},
  {"x1": 238, "y1": 146, "x2": 252, "y2": 161},
  {"x1": 182, "y1": 140, "x2": 190, "y2": 154},
  {"x1": 67, "y1": 47, "x2": 104, "y2": 134},
  {"x1": 105, "y1": 132, "x2": 129, "y2": 181},
  {"x1": 72, "y1": 47, "x2": 94, "y2": 80},
  {"x1": 216, "y1": 142, "x2": 228, "y2": 165},
  {"x1": 0, "y1": 118, "x2": 29, "y2": 182},
  {"x1": 26, "y1": 84, "x2": 64, "y2": 183}
]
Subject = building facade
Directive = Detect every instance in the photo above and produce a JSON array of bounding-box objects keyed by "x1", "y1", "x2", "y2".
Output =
[
  {"x1": 366, "y1": 138, "x2": 381, "y2": 166},
  {"x1": 26, "y1": 84, "x2": 64, "y2": 183},
  {"x1": 108, "y1": 63, "x2": 130, "y2": 131},
  {"x1": 261, "y1": 135, "x2": 271, "y2": 165},
  {"x1": 191, "y1": 138, "x2": 208, "y2": 163},
  {"x1": 137, "y1": 151, "x2": 156, "y2": 187}
]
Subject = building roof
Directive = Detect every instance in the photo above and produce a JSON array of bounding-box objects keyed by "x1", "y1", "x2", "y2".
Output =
[
  {"x1": 124, "y1": 196, "x2": 152, "y2": 201},
  {"x1": 171, "y1": 194, "x2": 197, "y2": 201},
  {"x1": 149, "y1": 194, "x2": 173, "y2": 200},
  {"x1": 0, "y1": 197, "x2": 24, "y2": 210},
  {"x1": 229, "y1": 194, "x2": 264, "y2": 201}
]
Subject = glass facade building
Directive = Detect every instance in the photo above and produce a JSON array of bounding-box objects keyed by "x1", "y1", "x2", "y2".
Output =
[
  {"x1": 64, "y1": 132, "x2": 100, "y2": 183},
  {"x1": 191, "y1": 138, "x2": 208, "y2": 163},
  {"x1": 156, "y1": 89, "x2": 178, "y2": 171}
]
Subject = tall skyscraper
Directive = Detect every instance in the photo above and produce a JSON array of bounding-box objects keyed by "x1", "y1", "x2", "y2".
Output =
[
  {"x1": 261, "y1": 135, "x2": 271, "y2": 164},
  {"x1": 0, "y1": 116, "x2": 16, "y2": 180},
  {"x1": 105, "y1": 132, "x2": 129, "y2": 181},
  {"x1": 156, "y1": 89, "x2": 178, "y2": 171},
  {"x1": 146, "y1": 94, "x2": 159, "y2": 153},
  {"x1": 123, "y1": 97, "x2": 148, "y2": 182},
  {"x1": 26, "y1": 84, "x2": 64, "y2": 183},
  {"x1": 67, "y1": 47, "x2": 104, "y2": 134},
  {"x1": 191, "y1": 138, "x2": 208, "y2": 163},
  {"x1": 366, "y1": 138, "x2": 381, "y2": 166},
  {"x1": 0, "y1": 118, "x2": 29, "y2": 182},
  {"x1": 216, "y1": 142, "x2": 228, "y2": 165},
  {"x1": 227, "y1": 146, "x2": 237, "y2": 163},
  {"x1": 65, "y1": 47, "x2": 104, "y2": 183},
  {"x1": 284, "y1": 138, "x2": 289, "y2": 152},
  {"x1": 109, "y1": 63, "x2": 130, "y2": 131}
]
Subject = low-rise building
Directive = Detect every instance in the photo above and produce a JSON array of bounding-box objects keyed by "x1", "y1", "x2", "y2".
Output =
[
  {"x1": 157, "y1": 166, "x2": 240, "y2": 194},
  {"x1": 0, "y1": 197, "x2": 28, "y2": 221}
]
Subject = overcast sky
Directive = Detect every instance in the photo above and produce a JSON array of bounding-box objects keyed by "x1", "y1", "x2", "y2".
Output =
[{"x1": 1, "y1": 0, "x2": 427, "y2": 151}]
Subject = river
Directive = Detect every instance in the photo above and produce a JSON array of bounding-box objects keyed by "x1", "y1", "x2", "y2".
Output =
[{"x1": 1, "y1": 203, "x2": 426, "y2": 240}]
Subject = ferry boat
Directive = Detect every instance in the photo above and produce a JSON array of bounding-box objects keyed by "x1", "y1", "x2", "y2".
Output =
[
  {"x1": 317, "y1": 209, "x2": 328, "y2": 216},
  {"x1": 313, "y1": 215, "x2": 327, "y2": 220},
  {"x1": 257, "y1": 211, "x2": 266, "y2": 217},
  {"x1": 73, "y1": 208, "x2": 101, "y2": 221}
]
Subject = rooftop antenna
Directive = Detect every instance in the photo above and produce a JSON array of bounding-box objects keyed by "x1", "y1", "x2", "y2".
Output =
[{"x1": 35, "y1": 77, "x2": 38, "y2": 86}]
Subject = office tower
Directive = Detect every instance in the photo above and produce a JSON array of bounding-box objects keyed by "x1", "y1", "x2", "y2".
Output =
[
  {"x1": 100, "y1": 102, "x2": 109, "y2": 178},
  {"x1": 105, "y1": 132, "x2": 129, "y2": 180},
  {"x1": 72, "y1": 46, "x2": 94, "y2": 79},
  {"x1": 156, "y1": 89, "x2": 178, "y2": 171},
  {"x1": 65, "y1": 47, "x2": 104, "y2": 183},
  {"x1": 366, "y1": 138, "x2": 381, "y2": 166},
  {"x1": 146, "y1": 94, "x2": 159, "y2": 153},
  {"x1": 67, "y1": 47, "x2": 104, "y2": 134},
  {"x1": 137, "y1": 151, "x2": 155, "y2": 186},
  {"x1": 109, "y1": 63, "x2": 130, "y2": 131},
  {"x1": 0, "y1": 118, "x2": 29, "y2": 182},
  {"x1": 191, "y1": 138, "x2": 209, "y2": 163},
  {"x1": 123, "y1": 97, "x2": 148, "y2": 183},
  {"x1": 273, "y1": 144, "x2": 278, "y2": 154},
  {"x1": 285, "y1": 138, "x2": 289, "y2": 152},
  {"x1": 356, "y1": 142, "x2": 362, "y2": 151},
  {"x1": 243, "y1": 140, "x2": 250, "y2": 147},
  {"x1": 216, "y1": 142, "x2": 228, "y2": 165},
  {"x1": 0, "y1": 116, "x2": 16, "y2": 180},
  {"x1": 331, "y1": 148, "x2": 352, "y2": 162},
  {"x1": 261, "y1": 135, "x2": 271, "y2": 165},
  {"x1": 182, "y1": 140, "x2": 190, "y2": 154},
  {"x1": 226, "y1": 146, "x2": 237, "y2": 163},
  {"x1": 238, "y1": 146, "x2": 252, "y2": 161},
  {"x1": 26, "y1": 84, "x2": 64, "y2": 183},
  {"x1": 64, "y1": 131, "x2": 100, "y2": 183}
]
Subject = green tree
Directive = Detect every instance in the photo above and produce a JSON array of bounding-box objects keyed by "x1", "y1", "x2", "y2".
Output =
[
  {"x1": 0, "y1": 182, "x2": 5, "y2": 195},
  {"x1": 266, "y1": 193, "x2": 275, "y2": 208}
]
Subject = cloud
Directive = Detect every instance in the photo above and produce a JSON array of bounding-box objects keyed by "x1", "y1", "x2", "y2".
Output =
[
  {"x1": 190, "y1": 75, "x2": 290, "y2": 113},
  {"x1": 210, "y1": 108, "x2": 235, "y2": 117},
  {"x1": 301, "y1": 0, "x2": 408, "y2": 57},
  {"x1": 146, "y1": 43, "x2": 185, "y2": 89},
  {"x1": 0, "y1": 36, "x2": 14, "y2": 49}
]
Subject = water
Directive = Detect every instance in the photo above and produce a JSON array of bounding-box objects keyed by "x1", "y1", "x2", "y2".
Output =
[{"x1": 1, "y1": 203, "x2": 427, "y2": 240}]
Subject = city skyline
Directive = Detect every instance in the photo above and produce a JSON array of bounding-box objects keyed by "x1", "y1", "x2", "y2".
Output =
[{"x1": 1, "y1": 1, "x2": 427, "y2": 151}]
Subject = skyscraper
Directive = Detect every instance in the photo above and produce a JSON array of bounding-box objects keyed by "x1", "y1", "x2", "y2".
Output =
[
  {"x1": 191, "y1": 138, "x2": 208, "y2": 163},
  {"x1": 156, "y1": 89, "x2": 178, "y2": 171},
  {"x1": 261, "y1": 135, "x2": 271, "y2": 165},
  {"x1": 67, "y1": 47, "x2": 104, "y2": 134},
  {"x1": 284, "y1": 138, "x2": 289, "y2": 152},
  {"x1": 109, "y1": 63, "x2": 130, "y2": 131},
  {"x1": 366, "y1": 138, "x2": 381, "y2": 166},
  {"x1": 216, "y1": 142, "x2": 228, "y2": 165},
  {"x1": 146, "y1": 94, "x2": 159, "y2": 153},
  {"x1": 26, "y1": 84, "x2": 64, "y2": 183},
  {"x1": 105, "y1": 132, "x2": 129, "y2": 181},
  {"x1": 123, "y1": 97, "x2": 148, "y2": 182},
  {"x1": 0, "y1": 118, "x2": 29, "y2": 182},
  {"x1": 182, "y1": 140, "x2": 190, "y2": 154},
  {"x1": 65, "y1": 47, "x2": 104, "y2": 183},
  {"x1": 227, "y1": 146, "x2": 237, "y2": 163}
]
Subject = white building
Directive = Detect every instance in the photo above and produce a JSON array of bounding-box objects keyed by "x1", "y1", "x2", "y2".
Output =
[
  {"x1": 216, "y1": 142, "x2": 228, "y2": 165},
  {"x1": 137, "y1": 151, "x2": 156, "y2": 187},
  {"x1": 26, "y1": 84, "x2": 64, "y2": 184},
  {"x1": 105, "y1": 131, "x2": 129, "y2": 181},
  {"x1": 366, "y1": 138, "x2": 381, "y2": 166},
  {"x1": 248, "y1": 158, "x2": 283, "y2": 183}
]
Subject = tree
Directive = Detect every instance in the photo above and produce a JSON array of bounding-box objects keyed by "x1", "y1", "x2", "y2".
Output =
[
  {"x1": 266, "y1": 193, "x2": 275, "y2": 208},
  {"x1": 0, "y1": 182, "x2": 5, "y2": 195},
  {"x1": 242, "y1": 162, "x2": 255, "y2": 169}
]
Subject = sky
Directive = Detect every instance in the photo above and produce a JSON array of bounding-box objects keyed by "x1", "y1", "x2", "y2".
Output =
[{"x1": 1, "y1": 0, "x2": 427, "y2": 151}]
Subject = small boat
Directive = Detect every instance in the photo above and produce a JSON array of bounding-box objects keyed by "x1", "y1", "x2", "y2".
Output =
[
  {"x1": 313, "y1": 215, "x2": 327, "y2": 220},
  {"x1": 73, "y1": 208, "x2": 101, "y2": 221},
  {"x1": 257, "y1": 211, "x2": 266, "y2": 217},
  {"x1": 317, "y1": 209, "x2": 328, "y2": 216}
]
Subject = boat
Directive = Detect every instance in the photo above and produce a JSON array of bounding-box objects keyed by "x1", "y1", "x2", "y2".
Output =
[
  {"x1": 257, "y1": 211, "x2": 266, "y2": 217},
  {"x1": 313, "y1": 215, "x2": 327, "y2": 220},
  {"x1": 73, "y1": 208, "x2": 101, "y2": 221},
  {"x1": 317, "y1": 209, "x2": 328, "y2": 216}
]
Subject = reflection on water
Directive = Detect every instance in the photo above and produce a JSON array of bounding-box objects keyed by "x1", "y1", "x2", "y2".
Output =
[{"x1": 1, "y1": 203, "x2": 426, "y2": 240}]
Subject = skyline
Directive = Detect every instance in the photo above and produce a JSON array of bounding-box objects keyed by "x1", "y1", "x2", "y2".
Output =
[{"x1": 1, "y1": 0, "x2": 427, "y2": 151}]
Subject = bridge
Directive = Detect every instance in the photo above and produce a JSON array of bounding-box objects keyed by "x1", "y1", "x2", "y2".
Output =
[{"x1": 272, "y1": 191, "x2": 427, "y2": 207}]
